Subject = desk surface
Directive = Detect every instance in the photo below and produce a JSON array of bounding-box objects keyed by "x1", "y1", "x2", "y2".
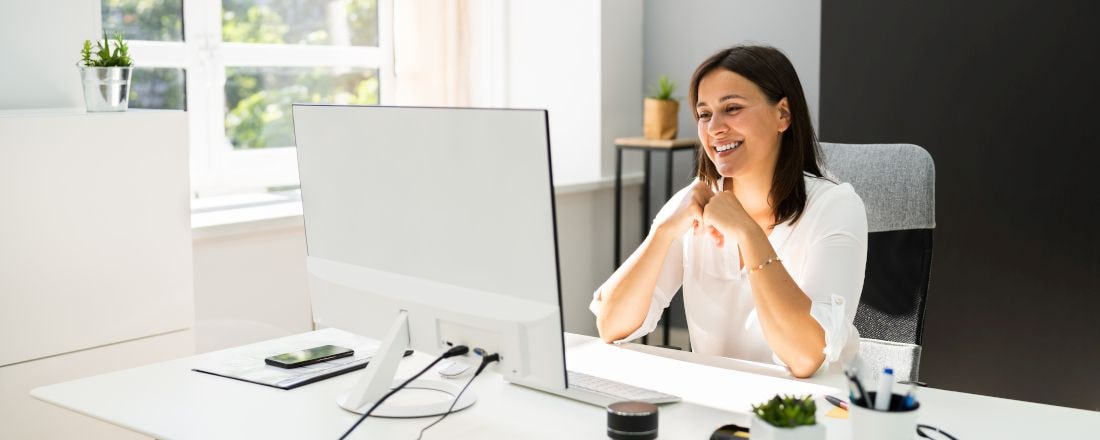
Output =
[{"x1": 33, "y1": 329, "x2": 1100, "y2": 439}]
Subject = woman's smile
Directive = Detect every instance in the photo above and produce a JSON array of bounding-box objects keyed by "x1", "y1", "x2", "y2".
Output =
[{"x1": 713, "y1": 140, "x2": 743, "y2": 158}]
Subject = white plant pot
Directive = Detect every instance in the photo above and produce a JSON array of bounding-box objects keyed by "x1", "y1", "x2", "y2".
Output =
[{"x1": 751, "y1": 416, "x2": 825, "y2": 440}]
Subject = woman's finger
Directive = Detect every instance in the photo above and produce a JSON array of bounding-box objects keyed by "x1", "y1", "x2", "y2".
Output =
[
  {"x1": 693, "y1": 190, "x2": 709, "y2": 208},
  {"x1": 710, "y1": 226, "x2": 724, "y2": 247},
  {"x1": 691, "y1": 204, "x2": 705, "y2": 235}
]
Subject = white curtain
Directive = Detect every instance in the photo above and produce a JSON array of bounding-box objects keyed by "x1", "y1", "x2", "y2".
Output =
[{"x1": 393, "y1": 0, "x2": 505, "y2": 107}]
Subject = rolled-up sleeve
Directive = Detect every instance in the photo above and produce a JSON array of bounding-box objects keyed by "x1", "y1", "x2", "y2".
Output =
[
  {"x1": 589, "y1": 187, "x2": 690, "y2": 344},
  {"x1": 798, "y1": 184, "x2": 868, "y2": 366},
  {"x1": 589, "y1": 236, "x2": 683, "y2": 343}
]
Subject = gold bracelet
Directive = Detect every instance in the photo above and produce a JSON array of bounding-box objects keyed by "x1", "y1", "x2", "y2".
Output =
[{"x1": 749, "y1": 256, "x2": 782, "y2": 274}]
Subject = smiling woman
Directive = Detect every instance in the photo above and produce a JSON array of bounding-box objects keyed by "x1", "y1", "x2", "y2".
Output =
[
  {"x1": 590, "y1": 45, "x2": 868, "y2": 378},
  {"x1": 690, "y1": 46, "x2": 822, "y2": 227}
]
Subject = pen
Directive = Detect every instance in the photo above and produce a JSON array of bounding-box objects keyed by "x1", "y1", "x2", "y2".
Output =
[
  {"x1": 844, "y1": 370, "x2": 868, "y2": 408},
  {"x1": 903, "y1": 384, "x2": 920, "y2": 409},
  {"x1": 825, "y1": 395, "x2": 849, "y2": 411}
]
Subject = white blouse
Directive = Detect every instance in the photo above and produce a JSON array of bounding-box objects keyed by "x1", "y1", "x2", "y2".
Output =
[{"x1": 590, "y1": 175, "x2": 868, "y2": 373}]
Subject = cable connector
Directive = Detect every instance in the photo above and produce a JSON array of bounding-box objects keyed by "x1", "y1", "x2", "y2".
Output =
[
  {"x1": 474, "y1": 350, "x2": 500, "y2": 376},
  {"x1": 443, "y1": 345, "x2": 469, "y2": 358}
]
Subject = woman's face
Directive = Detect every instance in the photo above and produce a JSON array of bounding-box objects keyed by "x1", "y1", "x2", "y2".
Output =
[{"x1": 695, "y1": 69, "x2": 790, "y2": 180}]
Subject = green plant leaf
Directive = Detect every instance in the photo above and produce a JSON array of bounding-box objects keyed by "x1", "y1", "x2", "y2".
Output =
[
  {"x1": 80, "y1": 40, "x2": 92, "y2": 66},
  {"x1": 752, "y1": 394, "x2": 817, "y2": 427},
  {"x1": 648, "y1": 74, "x2": 677, "y2": 100},
  {"x1": 83, "y1": 31, "x2": 133, "y2": 67}
]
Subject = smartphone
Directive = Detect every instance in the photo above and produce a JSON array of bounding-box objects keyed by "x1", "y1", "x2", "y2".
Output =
[{"x1": 264, "y1": 345, "x2": 354, "y2": 369}]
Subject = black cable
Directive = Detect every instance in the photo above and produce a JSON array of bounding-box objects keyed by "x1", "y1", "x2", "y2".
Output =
[
  {"x1": 416, "y1": 352, "x2": 500, "y2": 440},
  {"x1": 338, "y1": 345, "x2": 469, "y2": 440}
]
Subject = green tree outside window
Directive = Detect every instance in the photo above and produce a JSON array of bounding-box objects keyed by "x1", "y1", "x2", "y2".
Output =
[{"x1": 102, "y1": 0, "x2": 381, "y2": 149}]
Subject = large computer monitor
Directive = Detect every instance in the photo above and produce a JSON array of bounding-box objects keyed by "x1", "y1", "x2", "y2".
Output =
[{"x1": 292, "y1": 104, "x2": 566, "y2": 417}]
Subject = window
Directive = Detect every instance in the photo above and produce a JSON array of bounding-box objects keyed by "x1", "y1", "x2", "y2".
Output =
[{"x1": 103, "y1": 0, "x2": 394, "y2": 197}]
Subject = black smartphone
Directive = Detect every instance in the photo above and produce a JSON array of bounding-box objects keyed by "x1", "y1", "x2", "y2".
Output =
[{"x1": 264, "y1": 345, "x2": 354, "y2": 369}]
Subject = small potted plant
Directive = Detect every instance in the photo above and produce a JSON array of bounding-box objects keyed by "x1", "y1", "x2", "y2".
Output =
[
  {"x1": 750, "y1": 394, "x2": 824, "y2": 440},
  {"x1": 643, "y1": 75, "x2": 679, "y2": 140},
  {"x1": 78, "y1": 32, "x2": 134, "y2": 112}
]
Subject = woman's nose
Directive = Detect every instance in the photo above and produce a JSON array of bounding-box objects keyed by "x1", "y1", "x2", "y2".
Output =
[{"x1": 707, "y1": 114, "x2": 728, "y2": 137}]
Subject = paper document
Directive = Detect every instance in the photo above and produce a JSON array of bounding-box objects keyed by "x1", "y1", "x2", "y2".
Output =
[{"x1": 192, "y1": 330, "x2": 380, "y2": 390}]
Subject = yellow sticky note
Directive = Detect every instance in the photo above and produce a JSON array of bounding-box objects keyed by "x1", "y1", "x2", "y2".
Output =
[{"x1": 826, "y1": 406, "x2": 849, "y2": 419}]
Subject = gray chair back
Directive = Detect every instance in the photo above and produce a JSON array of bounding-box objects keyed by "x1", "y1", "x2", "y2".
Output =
[{"x1": 820, "y1": 142, "x2": 935, "y2": 383}]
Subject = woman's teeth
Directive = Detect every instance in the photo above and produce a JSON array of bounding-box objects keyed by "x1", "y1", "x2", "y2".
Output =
[{"x1": 715, "y1": 141, "x2": 742, "y2": 152}]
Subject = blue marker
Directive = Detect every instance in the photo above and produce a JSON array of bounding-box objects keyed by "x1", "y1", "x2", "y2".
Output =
[{"x1": 903, "y1": 384, "x2": 920, "y2": 409}]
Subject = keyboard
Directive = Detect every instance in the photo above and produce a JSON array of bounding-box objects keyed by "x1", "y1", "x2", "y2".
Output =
[{"x1": 557, "y1": 370, "x2": 681, "y2": 407}]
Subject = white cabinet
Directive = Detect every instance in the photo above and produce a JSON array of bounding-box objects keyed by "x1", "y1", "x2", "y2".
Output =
[
  {"x1": 0, "y1": 109, "x2": 195, "y2": 438},
  {"x1": 0, "y1": 109, "x2": 194, "y2": 365},
  {"x1": 1, "y1": 330, "x2": 193, "y2": 439}
]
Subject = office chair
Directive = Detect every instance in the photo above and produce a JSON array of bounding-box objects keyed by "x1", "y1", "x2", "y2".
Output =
[{"x1": 820, "y1": 143, "x2": 935, "y2": 385}]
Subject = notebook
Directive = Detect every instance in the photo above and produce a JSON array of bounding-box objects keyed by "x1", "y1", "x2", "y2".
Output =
[{"x1": 191, "y1": 329, "x2": 406, "y2": 390}]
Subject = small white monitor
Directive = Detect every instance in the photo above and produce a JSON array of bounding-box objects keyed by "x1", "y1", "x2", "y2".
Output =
[{"x1": 292, "y1": 104, "x2": 566, "y2": 417}]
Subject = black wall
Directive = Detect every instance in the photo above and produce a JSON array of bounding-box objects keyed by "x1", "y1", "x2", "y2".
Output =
[{"x1": 821, "y1": 1, "x2": 1099, "y2": 410}]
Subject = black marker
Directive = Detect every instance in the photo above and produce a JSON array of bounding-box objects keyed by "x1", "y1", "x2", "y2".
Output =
[{"x1": 845, "y1": 370, "x2": 869, "y2": 408}]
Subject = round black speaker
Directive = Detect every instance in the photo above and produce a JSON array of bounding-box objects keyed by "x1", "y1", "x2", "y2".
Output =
[{"x1": 606, "y1": 401, "x2": 658, "y2": 440}]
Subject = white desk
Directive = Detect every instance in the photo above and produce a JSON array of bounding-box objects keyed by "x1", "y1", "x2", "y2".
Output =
[{"x1": 33, "y1": 329, "x2": 1100, "y2": 439}]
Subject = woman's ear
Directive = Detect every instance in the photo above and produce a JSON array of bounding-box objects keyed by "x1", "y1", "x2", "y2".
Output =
[{"x1": 777, "y1": 97, "x2": 791, "y2": 133}]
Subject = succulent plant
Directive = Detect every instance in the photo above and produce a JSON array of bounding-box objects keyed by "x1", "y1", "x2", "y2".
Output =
[
  {"x1": 648, "y1": 75, "x2": 677, "y2": 101},
  {"x1": 80, "y1": 32, "x2": 133, "y2": 67},
  {"x1": 752, "y1": 394, "x2": 817, "y2": 428}
]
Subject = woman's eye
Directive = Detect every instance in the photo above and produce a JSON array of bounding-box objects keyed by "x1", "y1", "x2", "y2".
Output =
[
  {"x1": 725, "y1": 106, "x2": 742, "y2": 113},
  {"x1": 698, "y1": 112, "x2": 712, "y2": 120}
]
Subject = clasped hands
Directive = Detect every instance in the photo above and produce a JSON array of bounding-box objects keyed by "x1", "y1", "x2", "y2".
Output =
[{"x1": 658, "y1": 181, "x2": 756, "y2": 248}]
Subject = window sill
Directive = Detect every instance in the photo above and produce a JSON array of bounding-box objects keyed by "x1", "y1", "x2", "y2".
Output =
[
  {"x1": 191, "y1": 172, "x2": 644, "y2": 240},
  {"x1": 0, "y1": 108, "x2": 185, "y2": 118},
  {"x1": 191, "y1": 201, "x2": 303, "y2": 240}
]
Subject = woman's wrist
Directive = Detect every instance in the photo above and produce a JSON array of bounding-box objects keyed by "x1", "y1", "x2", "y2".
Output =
[
  {"x1": 651, "y1": 222, "x2": 683, "y2": 244},
  {"x1": 736, "y1": 223, "x2": 771, "y2": 254},
  {"x1": 741, "y1": 224, "x2": 761, "y2": 243},
  {"x1": 719, "y1": 219, "x2": 758, "y2": 244}
]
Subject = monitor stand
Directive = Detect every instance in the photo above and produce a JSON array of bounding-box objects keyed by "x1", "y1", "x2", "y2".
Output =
[{"x1": 336, "y1": 310, "x2": 478, "y2": 418}]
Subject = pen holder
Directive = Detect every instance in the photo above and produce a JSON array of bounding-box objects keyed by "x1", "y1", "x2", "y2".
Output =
[{"x1": 848, "y1": 392, "x2": 920, "y2": 440}]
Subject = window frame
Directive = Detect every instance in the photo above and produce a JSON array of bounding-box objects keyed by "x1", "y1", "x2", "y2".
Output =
[{"x1": 124, "y1": 0, "x2": 395, "y2": 197}]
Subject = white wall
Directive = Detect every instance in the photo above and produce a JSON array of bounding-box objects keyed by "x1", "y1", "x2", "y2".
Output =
[
  {"x1": 643, "y1": 0, "x2": 822, "y2": 133},
  {"x1": 507, "y1": 1, "x2": 647, "y2": 183},
  {"x1": 599, "y1": 0, "x2": 645, "y2": 177},
  {"x1": 0, "y1": 1, "x2": 100, "y2": 109},
  {"x1": 555, "y1": 183, "x2": 643, "y2": 335},
  {"x1": 192, "y1": 223, "x2": 314, "y2": 353},
  {"x1": 506, "y1": 0, "x2": 603, "y2": 184}
]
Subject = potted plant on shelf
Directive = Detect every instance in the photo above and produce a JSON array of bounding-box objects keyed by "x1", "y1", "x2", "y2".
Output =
[
  {"x1": 750, "y1": 394, "x2": 824, "y2": 440},
  {"x1": 643, "y1": 75, "x2": 679, "y2": 140},
  {"x1": 78, "y1": 32, "x2": 134, "y2": 112}
]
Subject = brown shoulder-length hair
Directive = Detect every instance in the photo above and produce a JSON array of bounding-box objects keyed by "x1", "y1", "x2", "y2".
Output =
[{"x1": 688, "y1": 45, "x2": 824, "y2": 227}]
